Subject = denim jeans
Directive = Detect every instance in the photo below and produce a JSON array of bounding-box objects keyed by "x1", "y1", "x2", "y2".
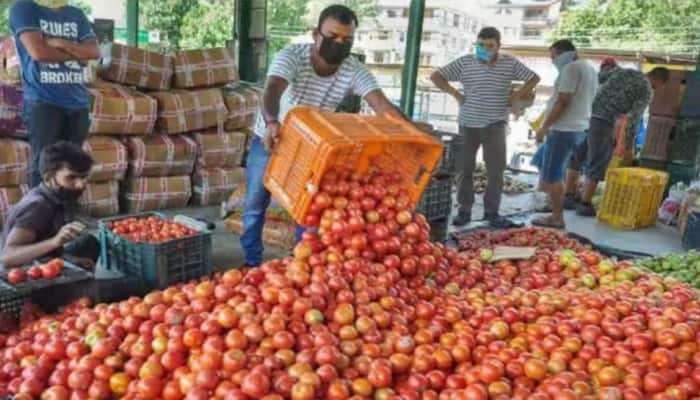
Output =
[{"x1": 240, "y1": 136, "x2": 306, "y2": 266}]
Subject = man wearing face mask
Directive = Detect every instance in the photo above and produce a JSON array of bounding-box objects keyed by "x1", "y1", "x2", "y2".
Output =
[
  {"x1": 530, "y1": 40, "x2": 597, "y2": 229},
  {"x1": 0, "y1": 141, "x2": 98, "y2": 270},
  {"x1": 431, "y1": 27, "x2": 540, "y2": 228},
  {"x1": 10, "y1": 0, "x2": 100, "y2": 187},
  {"x1": 241, "y1": 5, "x2": 425, "y2": 268}
]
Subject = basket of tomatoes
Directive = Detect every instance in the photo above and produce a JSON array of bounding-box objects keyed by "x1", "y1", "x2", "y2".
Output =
[
  {"x1": 0, "y1": 258, "x2": 92, "y2": 320},
  {"x1": 98, "y1": 212, "x2": 213, "y2": 292}
]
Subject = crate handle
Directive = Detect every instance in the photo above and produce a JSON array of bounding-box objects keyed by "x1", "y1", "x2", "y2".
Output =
[{"x1": 414, "y1": 166, "x2": 428, "y2": 185}]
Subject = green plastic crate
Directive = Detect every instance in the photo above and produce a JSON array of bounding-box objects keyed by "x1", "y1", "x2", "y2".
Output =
[
  {"x1": 99, "y1": 212, "x2": 213, "y2": 292},
  {"x1": 667, "y1": 162, "x2": 700, "y2": 188}
]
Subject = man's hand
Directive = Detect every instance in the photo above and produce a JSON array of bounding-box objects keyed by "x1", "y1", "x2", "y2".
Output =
[
  {"x1": 535, "y1": 126, "x2": 548, "y2": 144},
  {"x1": 52, "y1": 222, "x2": 86, "y2": 248},
  {"x1": 507, "y1": 90, "x2": 523, "y2": 106},
  {"x1": 263, "y1": 121, "x2": 281, "y2": 152},
  {"x1": 45, "y1": 37, "x2": 73, "y2": 51}
]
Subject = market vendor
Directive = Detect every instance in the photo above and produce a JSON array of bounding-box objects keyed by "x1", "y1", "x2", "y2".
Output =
[
  {"x1": 0, "y1": 141, "x2": 98, "y2": 270},
  {"x1": 564, "y1": 66, "x2": 671, "y2": 216},
  {"x1": 241, "y1": 5, "x2": 429, "y2": 268},
  {"x1": 10, "y1": 0, "x2": 100, "y2": 187},
  {"x1": 430, "y1": 27, "x2": 540, "y2": 228}
]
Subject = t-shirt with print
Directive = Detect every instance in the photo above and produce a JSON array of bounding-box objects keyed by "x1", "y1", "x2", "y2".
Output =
[
  {"x1": 10, "y1": 0, "x2": 95, "y2": 110},
  {"x1": 437, "y1": 54, "x2": 536, "y2": 128},
  {"x1": 253, "y1": 43, "x2": 380, "y2": 138},
  {"x1": 549, "y1": 60, "x2": 598, "y2": 132},
  {"x1": 0, "y1": 185, "x2": 66, "y2": 259}
]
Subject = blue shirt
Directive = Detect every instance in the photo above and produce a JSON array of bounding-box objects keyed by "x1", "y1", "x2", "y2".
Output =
[{"x1": 10, "y1": 0, "x2": 95, "y2": 109}]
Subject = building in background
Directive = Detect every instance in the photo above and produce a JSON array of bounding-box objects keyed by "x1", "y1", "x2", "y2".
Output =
[{"x1": 478, "y1": 0, "x2": 562, "y2": 46}]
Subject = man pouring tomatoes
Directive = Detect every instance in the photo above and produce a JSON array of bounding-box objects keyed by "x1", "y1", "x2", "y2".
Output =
[{"x1": 1, "y1": 141, "x2": 98, "y2": 270}]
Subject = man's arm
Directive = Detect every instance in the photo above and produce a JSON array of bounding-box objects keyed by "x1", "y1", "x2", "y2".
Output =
[
  {"x1": 262, "y1": 76, "x2": 289, "y2": 125},
  {"x1": 45, "y1": 37, "x2": 100, "y2": 61},
  {"x1": 510, "y1": 58, "x2": 540, "y2": 104},
  {"x1": 625, "y1": 98, "x2": 647, "y2": 151},
  {"x1": 0, "y1": 228, "x2": 60, "y2": 269},
  {"x1": 430, "y1": 71, "x2": 463, "y2": 104},
  {"x1": 17, "y1": 32, "x2": 76, "y2": 63},
  {"x1": 537, "y1": 92, "x2": 573, "y2": 141},
  {"x1": 364, "y1": 89, "x2": 432, "y2": 132}
]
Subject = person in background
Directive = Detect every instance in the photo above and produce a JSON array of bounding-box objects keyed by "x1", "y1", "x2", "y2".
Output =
[
  {"x1": 565, "y1": 66, "x2": 671, "y2": 216},
  {"x1": 531, "y1": 40, "x2": 597, "y2": 229},
  {"x1": 241, "y1": 5, "x2": 429, "y2": 268},
  {"x1": 1, "y1": 141, "x2": 98, "y2": 270},
  {"x1": 562, "y1": 57, "x2": 619, "y2": 209},
  {"x1": 10, "y1": 0, "x2": 100, "y2": 187},
  {"x1": 431, "y1": 27, "x2": 540, "y2": 228}
]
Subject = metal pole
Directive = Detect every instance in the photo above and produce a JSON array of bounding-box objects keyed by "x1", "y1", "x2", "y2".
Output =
[
  {"x1": 126, "y1": 0, "x2": 139, "y2": 47},
  {"x1": 399, "y1": 0, "x2": 425, "y2": 118}
]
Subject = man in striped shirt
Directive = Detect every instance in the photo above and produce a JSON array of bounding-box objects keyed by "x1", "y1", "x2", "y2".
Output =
[
  {"x1": 241, "y1": 5, "x2": 424, "y2": 267},
  {"x1": 431, "y1": 27, "x2": 540, "y2": 227}
]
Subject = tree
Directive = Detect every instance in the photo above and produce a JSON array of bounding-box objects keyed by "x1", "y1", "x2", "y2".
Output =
[
  {"x1": 0, "y1": 3, "x2": 10, "y2": 38},
  {"x1": 139, "y1": 0, "x2": 199, "y2": 51},
  {"x1": 552, "y1": 0, "x2": 700, "y2": 54},
  {"x1": 180, "y1": 1, "x2": 234, "y2": 50},
  {"x1": 303, "y1": 0, "x2": 379, "y2": 29},
  {"x1": 69, "y1": 0, "x2": 92, "y2": 18}
]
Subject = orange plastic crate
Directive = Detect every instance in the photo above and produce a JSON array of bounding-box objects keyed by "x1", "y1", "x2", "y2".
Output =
[{"x1": 264, "y1": 107, "x2": 444, "y2": 224}]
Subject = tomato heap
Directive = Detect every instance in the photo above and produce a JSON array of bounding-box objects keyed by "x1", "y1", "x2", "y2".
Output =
[
  {"x1": 1, "y1": 166, "x2": 700, "y2": 400},
  {"x1": 107, "y1": 216, "x2": 198, "y2": 244},
  {"x1": 452, "y1": 228, "x2": 591, "y2": 254},
  {"x1": 5, "y1": 259, "x2": 64, "y2": 285}
]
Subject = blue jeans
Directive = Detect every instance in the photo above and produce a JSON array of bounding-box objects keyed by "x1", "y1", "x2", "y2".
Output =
[
  {"x1": 540, "y1": 129, "x2": 586, "y2": 183},
  {"x1": 240, "y1": 136, "x2": 306, "y2": 266}
]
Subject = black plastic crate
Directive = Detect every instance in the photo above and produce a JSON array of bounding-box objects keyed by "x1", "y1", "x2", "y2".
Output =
[
  {"x1": 416, "y1": 175, "x2": 453, "y2": 221},
  {"x1": 683, "y1": 211, "x2": 700, "y2": 250},
  {"x1": 638, "y1": 158, "x2": 668, "y2": 171},
  {"x1": 0, "y1": 283, "x2": 28, "y2": 320},
  {"x1": 667, "y1": 162, "x2": 700, "y2": 189},
  {"x1": 430, "y1": 131, "x2": 458, "y2": 175},
  {"x1": 99, "y1": 212, "x2": 213, "y2": 292},
  {"x1": 0, "y1": 259, "x2": 92, "y2": 294}
]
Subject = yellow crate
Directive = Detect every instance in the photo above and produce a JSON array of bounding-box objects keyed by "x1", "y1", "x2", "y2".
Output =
[{"x1": 597, "y1": 168, "x2": 669, "y2": 229}]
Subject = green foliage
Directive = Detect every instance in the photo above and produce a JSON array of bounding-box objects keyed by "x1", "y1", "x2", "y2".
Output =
[
  {"x1": 267, "y1": 0, "x2": 308, "y2": 57},
  {"x1": 69, "y1": 0, "x2": 92, "y2": 17},
  {"x1": 139, "y1": 0, "x2": 199, "y2": 51},
  {"x1": 180, "y1": 1, "x2": 234, "y2": 50},
  {"x1": 0, "y1": 2, "x2": 10, "y2": 38},
  {"x1": 553, "y1": 0, "x2": 700, "y2": 54}
]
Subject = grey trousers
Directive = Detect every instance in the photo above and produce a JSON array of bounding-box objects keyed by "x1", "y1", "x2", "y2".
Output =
[{"x1": 456, "y1": 122, "x2": 507, "y2": 215}]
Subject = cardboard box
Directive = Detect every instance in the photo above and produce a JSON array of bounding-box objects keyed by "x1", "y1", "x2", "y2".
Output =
[
  {"x1": 173, "y1": 48, "x2": 238, "y2": 89},
  {"x1": 222, "y1": 83, "x2": 262, "y2": 131},
  {"x1": 650, "y1": 70, "x2": 687, "y2": 118},
  {"x1": 0, "y1": 185, "x2": 28, "y2": 228},
  {"x1": 83, "y1": 136, "x2": 128, "y2": 182},
  {"x1": 150, "y1": 89, "x2": 228, "y2": 134},
  {"x1": 192, "y1": 130, "x2": 247, "y2": 168},
  {"x1": 192, "y1": 167, "x2": 245, "y2": 206},
  {"x1": 122, "y1": 175, "x2": 192, "y2": 213},
  {"x1": 79, "y1": 180, "x2": 119, "y2": 218},
  {"x1": 0, "y1": 138, "x2": 30, "y2": 186},
  {"x1": 0, "y1": 38, "x2": 20, "y2": 85},
  {"x1": 100, "y1": 43, "x2": 174, "y2": 91},
  {"x1": 88, "y1": 83, "x2": 158, "y2": 135},
  {"x1": 126, "y1": 134, "x2": 198, "y2": 177},
  {"x1": 226, "y1": 215, "x2": 295, "y2": 250}
]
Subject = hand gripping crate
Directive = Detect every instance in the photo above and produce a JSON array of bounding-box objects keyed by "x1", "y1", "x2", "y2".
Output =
[
  {"x1": 597, "y1": 168, "x2": 669, "y2": 230},
  {"x1": 99, "y1": 212, "x2": 213, "y2": 292},
  {"x1": 264, "y1": 107, "x2": 444, "y2": 224}
]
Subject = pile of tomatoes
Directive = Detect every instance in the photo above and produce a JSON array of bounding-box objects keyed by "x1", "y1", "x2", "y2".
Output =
[
  {"x1": 452, "y1": 228, "x2": 592, "y2": 254},
  {"x1": 107, "y1": 216, "x2": 198, "y2": 244},
  {"x1": 2, "y1": 167, "x2": 700, "y2": 400},
  {"x1": 4, "y1": 259, "x2": 64, "y2": 285}
]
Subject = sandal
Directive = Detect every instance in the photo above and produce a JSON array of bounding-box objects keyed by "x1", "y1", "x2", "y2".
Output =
[{"x1": 531, "y1": 215, "x2": 566, "y2": 229}]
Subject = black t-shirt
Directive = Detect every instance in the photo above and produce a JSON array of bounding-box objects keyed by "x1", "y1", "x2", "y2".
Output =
[{"x1": 1, "y1": 185, "x2": 67, "y2": 258}]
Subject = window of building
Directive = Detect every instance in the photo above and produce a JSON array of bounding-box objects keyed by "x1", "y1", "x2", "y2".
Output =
[
  {"x1": 422, "y1": 31, "x2": 432, "y2": 41},
  {"x1": 399, "y1": 31, "x2": 406, "y2": 42},
  {"x1": 453, "y1": 14, "x2": 460, "y2": 27},
  {"x1": 387, "y1": 9, "x2": 397, "y2": 18},
  {"x1": 524, "y1": 8, "x2": 547, "y2": 19},
  {"x1": 420, "y1": 53, "x2": 432, "y2": 66},
  {"x1": 425, "y1": 8, "x2": 435, "y2": 18},
  {"x1": 402, "y1": 8, "x2": 409, "y2": 17},
  {"x1": 522, "y1": 28, "x2": 543, "y2": 38},
  {"x1": 374, "y1": 52, "x2": 385, "y2": 63},
  {"x1": 378, "y1": 31, "x2": 390, "y2": 40},
  {"x1": 504, "y1": 27, "x2": 517, "y2": 38}
]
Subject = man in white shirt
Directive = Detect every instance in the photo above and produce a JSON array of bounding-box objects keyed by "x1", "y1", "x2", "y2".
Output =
[
  {"x1": 532, "y1": 39, "x2": 597, "y2": 228},
  {"x1": 241, "y1": 5, "x2": 424, "y2": 267}
]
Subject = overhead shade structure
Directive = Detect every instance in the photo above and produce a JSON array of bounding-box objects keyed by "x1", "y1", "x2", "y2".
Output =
[{"x1": 399, "y1": 0, "x2": 425, "y2": 119}]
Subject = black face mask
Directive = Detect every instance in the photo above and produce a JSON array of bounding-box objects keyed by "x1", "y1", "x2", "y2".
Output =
[
  {"x1": 318, "y1": 34, "x2": 352, "y2": 65},
  {"x1": 44, "y1": 179, "x2": 85, "y2": 204}
]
